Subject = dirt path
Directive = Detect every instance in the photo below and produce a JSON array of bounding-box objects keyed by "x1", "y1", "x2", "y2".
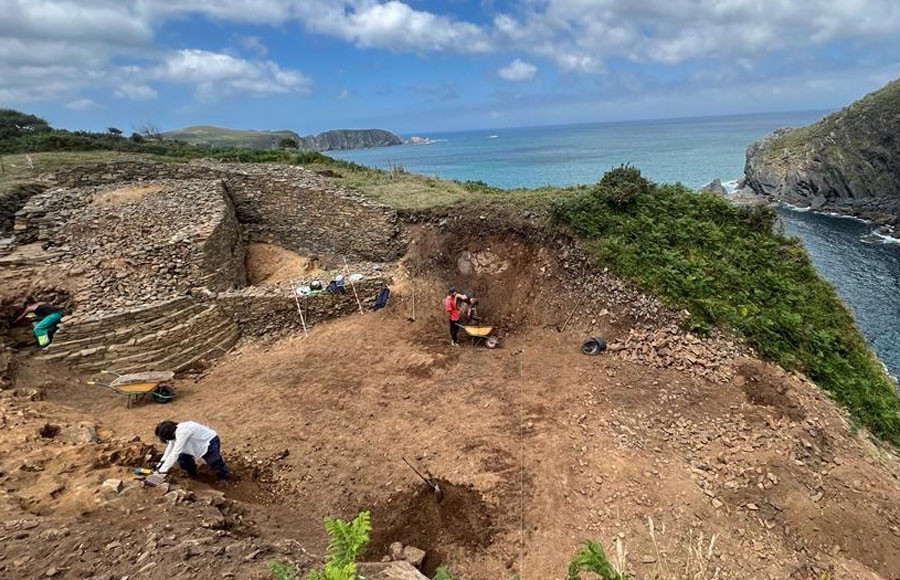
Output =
[{"x1": 35, "y1": 308, "x2": 900, "y2": 579}]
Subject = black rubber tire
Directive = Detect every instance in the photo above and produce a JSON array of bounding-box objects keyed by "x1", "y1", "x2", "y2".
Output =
[
  {"x1": 485, "y1": 336, "x2": 499, "y2": 349},
  {"x1": 581, "y1": 337, "x2": 607, "y2": 356}
]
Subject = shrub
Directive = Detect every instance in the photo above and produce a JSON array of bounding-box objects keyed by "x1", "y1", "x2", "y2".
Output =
[{"x1": 553, "y1": 168, "x2": 900, "y2": 444}]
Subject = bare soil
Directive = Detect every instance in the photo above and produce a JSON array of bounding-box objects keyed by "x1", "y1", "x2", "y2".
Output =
[
  {"x1": 3, "y1": 228, "x2": 900, "y2": 580},
  {"x1": 4, "y1": 303, "x2": 898, "y2": 579},
  {"x1": 245, "y1": 242, "x2": 325, "y2": 285}
]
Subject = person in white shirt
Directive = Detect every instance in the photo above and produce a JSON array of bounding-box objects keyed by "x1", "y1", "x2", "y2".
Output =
[{"x1": 154, "y1": 420, "x2": 229, "y2": 480}]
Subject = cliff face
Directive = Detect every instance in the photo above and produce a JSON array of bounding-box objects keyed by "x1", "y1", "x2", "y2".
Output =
[
  {"x1": 301, "y1": 129, "x2": 402, "y2": 151},
  {"x1": 743, "y1": 78, "x2": 900, "y2": 223}
]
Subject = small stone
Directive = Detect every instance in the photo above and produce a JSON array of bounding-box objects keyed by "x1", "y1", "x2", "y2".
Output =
[
  {"x1": 102, "y1": 479, "x2": 123, "y2": 495},
  {"x1": 402, "y1": 545, "x2": 426, "y2": 569},
  {"x1": 746, "y1": 503, "x2": 759, "y2": 511},
  {"x1": 388, "y1": 541, "x2": 404, "y2": 561},
  {"x1": 640, "y1": 555, "x2": 657, "y2": 564}
]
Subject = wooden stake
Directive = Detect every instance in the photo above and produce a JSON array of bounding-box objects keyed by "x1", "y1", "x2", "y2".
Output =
[
  {"x1": 289, "y1": 278, "x2": 309, "y2": 338},
  {"x1": 559, "y1": 296, "x2": 586, "y2": 333},
  {"x1": 343, "y1": 257, "x2": 364, "y2": 315}
]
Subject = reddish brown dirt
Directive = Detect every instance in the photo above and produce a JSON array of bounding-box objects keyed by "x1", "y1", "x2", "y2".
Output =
[
  {"x1": 245, "y1": 242, "x2": 325, "y2": 285},
  {"x1": 7, "y1": 303, "x2": 896, "y2": 580}
]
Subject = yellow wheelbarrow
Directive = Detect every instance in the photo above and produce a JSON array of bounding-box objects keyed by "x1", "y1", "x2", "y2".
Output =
[
  {"x1": 455, "y1": 324, "x2": 499, "y2": 348},
  {"x1": 87, "y1": 370, "x2": 177, "y2": 408}
]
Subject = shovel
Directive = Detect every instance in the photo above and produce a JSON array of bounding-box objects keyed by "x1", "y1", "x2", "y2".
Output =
[{"x1": 402, "y1": 456, "x2": 443, "y2": 503}]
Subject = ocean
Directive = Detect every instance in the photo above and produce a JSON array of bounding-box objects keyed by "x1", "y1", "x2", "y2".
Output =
[{"x1": 330, "y1": 112, "x2": 900, "y2": 379}]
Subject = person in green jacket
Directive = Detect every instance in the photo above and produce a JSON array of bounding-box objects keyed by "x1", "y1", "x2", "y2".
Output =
[{"x1": 15, "y1": 299, "x2": 64, "y2": 348}]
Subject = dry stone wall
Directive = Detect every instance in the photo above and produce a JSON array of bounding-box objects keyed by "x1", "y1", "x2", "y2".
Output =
[
  {"x1": 42, "y1": 160, "x2": 405, "y2": 263},
  {"x1": 14, "y1": 159, "x2": 407, "y2": 373},
  {"x1": 38, "y1": 297, "x2": 240, "y2": 373},
  {"x1": 15, "y1": 179, "x2": 246, "y2": 315},
  {"x1": 218, "y1": 278, "x2": 388, "y2": 336}
]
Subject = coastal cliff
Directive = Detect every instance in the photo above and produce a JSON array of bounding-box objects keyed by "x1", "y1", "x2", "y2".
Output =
[
  {"x1": 743, "y1": 78, "x2": 900, "y2": 224},
  {"x1": 162, "y1": 126, "x2": 402, "y2": 151}
]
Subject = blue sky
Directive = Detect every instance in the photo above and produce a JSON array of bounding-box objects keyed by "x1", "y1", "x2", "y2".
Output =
[{"x1": 2, "y1": 0, "x2": 900, "y2": 135}]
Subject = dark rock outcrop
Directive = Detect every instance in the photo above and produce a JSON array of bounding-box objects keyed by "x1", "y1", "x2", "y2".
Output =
[
  {"x1": 743, "y1": 78, "x2": 900, "y2": 224},
  {"x1": 698, "y1": 179, "x2": 728, "y2": 196},
  {"x1": 302, "y1": 129, "x2": 402, "y2": 151}
]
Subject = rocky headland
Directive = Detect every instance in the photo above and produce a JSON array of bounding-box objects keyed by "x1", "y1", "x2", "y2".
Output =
[
  {"x1": 162, "y1": 126, "x2": 402, "y2": 151},
  {"x1": 742, "y1": 78, "x2": 900, "y2": 225}
]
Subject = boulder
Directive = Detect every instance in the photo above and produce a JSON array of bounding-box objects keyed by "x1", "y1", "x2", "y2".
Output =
[
  {"x1": 698, "y1": 179, "x2": 728, "y2": 196},
  {"x1": 57, "y1": 422, "x2": 99, "y2": 444},
  {"x1": 357, "y1": 562, "x2": 429, "y2": 580}
]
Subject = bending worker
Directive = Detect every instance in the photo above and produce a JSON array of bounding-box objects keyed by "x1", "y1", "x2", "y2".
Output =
[
  {"x1": 154, "y1": 420, "x2": 229, "y2": 480},
  {"x1": 15, "y1": 298, "x2": 63, "y2": 348},
  {"x1": 445, "y1": 287, "x2": 469, "y2": 347}
]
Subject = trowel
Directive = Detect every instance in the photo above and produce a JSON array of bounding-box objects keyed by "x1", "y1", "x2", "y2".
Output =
[{"x1": 402, "y1": 456, "x2": 443, "y2": 503}]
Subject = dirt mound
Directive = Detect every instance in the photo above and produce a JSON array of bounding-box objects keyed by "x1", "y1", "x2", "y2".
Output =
[
  {"x1": 366, "y1": 481, "x2": 497, "y2": 575},
  {"x1": 246, "y1": 242, "x2": 325, "y2": 285}
]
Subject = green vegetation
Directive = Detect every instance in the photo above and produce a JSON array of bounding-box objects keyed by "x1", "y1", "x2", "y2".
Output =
[
  {"x1": 432, "y1": 567, "x2": 459, "y2": 580},
  {"x1": 765, "y1": 78, "x2": 900, "y2": 159},
  {"x1": 162, "y1": 124, "x2": 302, "y2": 149},
  {"x1": 567, "y1": 540, "x2": 629, "y2": 580},
  {"x1": 554, "y1": 166, "x2": 900, "y2": 443},
  {"x1": 271, "y1": 511, "x2": 371, "y2": 580},
  {"x1": 270, "y1": 560, "x2": 300, "y2": 580}
]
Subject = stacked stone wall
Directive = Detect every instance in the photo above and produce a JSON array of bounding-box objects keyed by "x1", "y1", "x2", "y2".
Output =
[
  {"x1": 38, "y1": 297, "x2": 239, "y2": 373},
  {"x1": 17, "y1": 159, "x2": 406, "y2": 374},
  {"x1": 217, "y1": 278, "x2": 387, "y2": 336},
  {"x1": 43, "y1": 160, "x2": 406, "y2": 263}
]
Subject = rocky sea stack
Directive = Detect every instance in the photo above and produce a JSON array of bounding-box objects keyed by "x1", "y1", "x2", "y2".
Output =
[{"x1": 743, "y1": 78, "x2": 900, "y2": 224}]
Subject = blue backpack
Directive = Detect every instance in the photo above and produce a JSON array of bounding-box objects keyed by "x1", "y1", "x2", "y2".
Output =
[{"x1": 374, "y1": 287, "x2": 390, "y2": 310}]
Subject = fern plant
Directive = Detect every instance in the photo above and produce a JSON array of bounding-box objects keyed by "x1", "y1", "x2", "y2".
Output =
[
  {"x1": 306, "y1": 511, "x2": 372, "y2": 580},
  {"x1": 270, "y1": 560, "x2": 300, "y2": 580},
  {"x1": 567, "y1": 541, "x2": 629, "y2": 580}
]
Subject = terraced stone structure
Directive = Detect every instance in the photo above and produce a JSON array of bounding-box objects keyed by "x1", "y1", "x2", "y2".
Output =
[{"x1": 7, "y1": 160, "x2": 401, "y2": 372}]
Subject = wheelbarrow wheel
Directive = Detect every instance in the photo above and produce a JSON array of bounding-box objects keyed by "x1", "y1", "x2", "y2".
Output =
[
  {"x1": 581, "y1": 337, "x2": 607, "y2": 356},
  {"x1": 485, "y1": 336, "x2": 499, "y2": 349},
  {"x1": 152, "y1": 384, "x2": 177, "y2": 404}
]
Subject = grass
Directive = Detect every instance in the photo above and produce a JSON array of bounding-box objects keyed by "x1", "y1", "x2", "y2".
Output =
[{"x1": 553, "y1": 166, "x2": 900, "y2": 444}]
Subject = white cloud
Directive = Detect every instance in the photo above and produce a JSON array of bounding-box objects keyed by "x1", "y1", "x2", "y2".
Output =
[
  {"x1": 115, "y1": 84, "x2": 159, "y2": 100},
  {"x1": 65, "y1": 98, "x2": 101, "y2": 110},
  {"x1": 2, "y1": 0, "x2": 900, "y2": 109},
  {"x1": 156, "y1": 49, "x2": 312, "y2": 99},
  {"x1": 337, "y1": 88, "x2": 350, "y2": 99},
  {"x1": 498, "y1": 58, "x2": 537, "y2": 82}
]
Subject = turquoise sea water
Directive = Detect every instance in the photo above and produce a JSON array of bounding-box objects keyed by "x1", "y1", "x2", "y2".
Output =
[
  {"x1": 330, "y1": 111, "x2": 825, "y2": 189},
  {"x1": 331, "y1": 112, "x2": 900, "y2": 380}
]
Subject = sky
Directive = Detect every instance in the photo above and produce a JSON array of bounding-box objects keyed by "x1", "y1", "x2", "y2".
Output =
[{"x1": 2, "y1": 0, "x2": 900, "y2": 135}]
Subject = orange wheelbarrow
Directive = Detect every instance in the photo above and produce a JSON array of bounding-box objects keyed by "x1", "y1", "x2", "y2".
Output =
[{"x1": 87, "y1": 370, "x2": 177, "y2": 408}]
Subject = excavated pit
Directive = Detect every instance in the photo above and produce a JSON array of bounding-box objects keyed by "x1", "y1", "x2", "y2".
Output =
[{"x1": 365, "y1": 481, "x2": 498, "y2": 576}]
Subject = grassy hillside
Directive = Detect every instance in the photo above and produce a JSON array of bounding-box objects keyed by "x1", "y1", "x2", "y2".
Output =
[
  {"x1": 161, "y1": 125, "x2": 301, "y2": 149},
  {"x1": 553, "y1": 166, "x2": 900, "y2": 443},
  {"x1": 765, "y1": 77, "x2": 900, "y2": 159}
]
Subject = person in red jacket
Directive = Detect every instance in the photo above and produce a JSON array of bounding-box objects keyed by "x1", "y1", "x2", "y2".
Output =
[{"x1": 445, "y1": 287, "x2": 468, "y2": 347}]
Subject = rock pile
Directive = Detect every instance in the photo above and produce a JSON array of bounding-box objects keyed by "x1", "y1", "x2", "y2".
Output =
[{"x1": 609, "y1": 325, "x2": 747, "y2": 383}]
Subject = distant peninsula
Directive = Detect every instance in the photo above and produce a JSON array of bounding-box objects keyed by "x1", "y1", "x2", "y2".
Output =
[
  {"x1": 161, "y1": 125, "x2": 402, "y2": 152},
  {"x1": 742, "y1": 77, "x2": 900, "y2": 225}
]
